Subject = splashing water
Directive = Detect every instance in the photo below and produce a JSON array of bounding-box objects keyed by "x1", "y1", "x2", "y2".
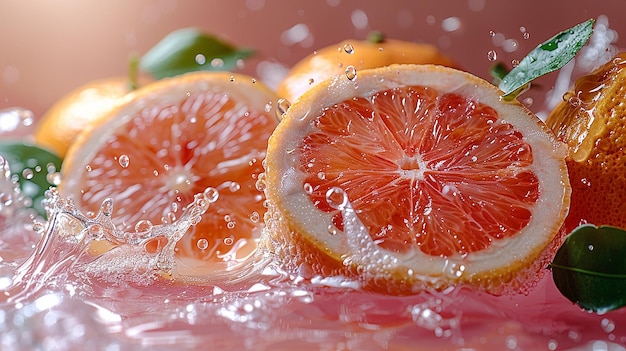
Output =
[{"x1": 0, "y1": 144, "x2": 625, "y2": 350}]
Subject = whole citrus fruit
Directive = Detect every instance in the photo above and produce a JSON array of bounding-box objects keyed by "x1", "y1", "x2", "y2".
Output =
[
  {"x1": 277, "y1": 33, "x2": 458, "y2": 104},
  {"x1": 545, "y1": 53, "x2": 626, "y2": 234},
  {"x1": 262, "y1": 64, "x2": 571, "y2": 295},
  {"x1": 33, "y1": 76, "x2": 150, "y2": 158},
  {"x1": 59, "y1": 71, "x2": 279, "y2": 278}
]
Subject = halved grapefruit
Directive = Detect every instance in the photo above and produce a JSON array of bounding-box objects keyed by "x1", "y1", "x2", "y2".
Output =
[
  {"x1": 261, "y1": 64, "x2": 571, "y2": 295},
  {"x1": 59, "y1": 72, "x2": 278, "y2": 277}
]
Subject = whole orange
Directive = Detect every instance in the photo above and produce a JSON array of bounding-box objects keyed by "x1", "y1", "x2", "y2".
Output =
[
  {"x1": 545, "y1": 53, "x2": 626, "y2": 234},
  {"x1": 277, "y1": 32, "x2": 458, "y2": 104},
  {"x1": 33, "y1": 76, "x2": 149, "y2": 158}
]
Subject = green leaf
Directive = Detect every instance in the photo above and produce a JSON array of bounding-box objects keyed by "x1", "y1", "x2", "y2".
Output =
[
  {"x1": 499, "y1": 18, "x2": 594, "y2": 100},
  {"x1": 551, "y1": 224, "x2": 626, "y2": 313},
  {"x1": 140, "y1": 27, "x2": 254, "y2": 80},
  {"x1": 489, "y1": 62, "x2": 510, "y2": 85},
  {"x1": 0, "y1": 142, "x2": 62, "y2": 217}
]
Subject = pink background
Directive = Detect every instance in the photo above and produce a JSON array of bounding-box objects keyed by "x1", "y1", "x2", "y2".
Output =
[{"x1": 1, "y1": 0, "x2": 625, "y2": 120}]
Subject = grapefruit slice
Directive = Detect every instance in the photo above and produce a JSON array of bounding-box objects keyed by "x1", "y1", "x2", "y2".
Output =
[
  {"x1": 59, "y1": 72, "x2": 278, "y2": 277},
  {"x1": 261, "y1": 64, "x2": 571, "y2": 295}
]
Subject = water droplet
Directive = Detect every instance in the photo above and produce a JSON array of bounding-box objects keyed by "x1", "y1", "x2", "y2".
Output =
[
  {"x1": 251, "y1": 78, "x2": 257, "y2": 84},
  {"x1": 601, "y1": 318, "x2": 615, "y2": 333},
  {"x1": 276, "y1": 98, "x2": 291, "y2": 120},
  {"x1": 195, "y1": 54, "x2": 206, "y2": 65},
  {"x1": 487, "y1": 50, "x2": 497, "y2": 61},
  {"x1": 224, "y1": 237, "x2": 234, "y2": 245},
  {"x1": 523, "y1": 32, "x2": 530, "y2": 40},
  {"x1": 345, "y1": 65, "x2": 357, "y2": 81},
  {"x1": 255, "y1": 179, "x2": 267, "y2": 192},
  {"x1": 196, "y1": 238, "x2": 209, "y2": 250},
  {"x1": 264, "y1": 101, "x2": 273, "y2": 113},
  {"x1": 227, "y1": 221, "x2": 235, "y2": 229},
  {"x1": 46, "y1": 172, "x2": 61, "y2": 186},
  {"x1": 326, "y1": 187, "x2": 348, "y2": 210},
  {"x1": 135, "y1": 219, "x2": 153, "y2": 233},
  {"x1": 95, "y1": 200, "x2": 112, "y2": 219},
  {"x1": 84, "y1": 164, "x2": 92, "y2": 172},
  {"x1": 489, "y1": 30, "x2": 496, "y2": 37},
  {"x1": 547, "y1": 339, "x2": 558, "y2": 351},
  {"x1": 210, "y1": 58, "x2": 224, "y2": 67},
  {"x1": 22, "y1": 168, "x2": 34, "y2": 180},
  {"x1": 522, "y1": 97, "x2": 533, "y2": 107},
  {"x1": 204, "y1": 187, "x2": 219, "y2": 203},
  {"x1": 249, "y1": 211, "x2": 260, "y2": 223},
  {"x1": 343, "y1": 43, "x2": 354, "y2": 54},
  {"x1": 32, "y1": 221, "x2": 45, "y2": 233},
  {"x1": 229, "y1": 76, "x2": 235, "y2": 82},
  {"x1": 327, "y1": 224, "x2": 338, "y2": 235},
  {"x1": 118, "y1": 154, "x2": 130, "y2": 168},
  {"x1": 303, "y1": 183, "x2": 314, "y2": 194},
  {"x1": 229, "y1": 181, "x2": 241, "y2": 192},
  {"x1": 588, "y1": 244, "x2": 594, "y2": 251},
  {"x1": 511, "y1": 59, "x2": 520, "y2": 67}
]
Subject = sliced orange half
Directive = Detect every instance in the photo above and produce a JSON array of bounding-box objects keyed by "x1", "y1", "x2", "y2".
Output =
[
  {"x1": 59, "y1": 72, "x2": 278, "y2": 277},
  {"x1": 261, "y1": 64, "x2": 571, "y2": 295}
]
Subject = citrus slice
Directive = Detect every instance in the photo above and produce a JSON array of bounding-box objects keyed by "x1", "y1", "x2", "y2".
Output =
[
  {"x1": 277, "y1": 35, "x2": 458, "y2": 104},
  {"x1": 546, "y1": 53, "x2": 626, "y2": 233},
  {"x1": 262, "y1": 64, "x2": 571, "y2": 295},
  {"x1": 59, "y1": 72, "x2": 278, "y2": 277}
]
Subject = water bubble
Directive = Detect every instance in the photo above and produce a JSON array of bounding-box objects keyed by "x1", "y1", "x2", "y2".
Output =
[
  {"x1": 327, "y1": 224, "x2": 338, "y2": 235},
  {"x1": 22, "y1": 168, "x2": 34, "y2": 180},
  {"x1": 489, "y1": 30, "x2": 496, "y2": 37},
  {"x1": 251, "y1": 78, "x2": 256, "y2": 84},
  {"x1": 46, "y1": 172, "x2": 62, "y2": 186},
  {"x1": 276, "y1": 98, "x2": 291, "y2": 120},
  {"x1": 32, "y1": 220, "x2": 45, "y2": 233},
  {"x1": 195, "y1": 54, "x2": 206, "y2": 65},
  {"x1": 522, "y1": 97, "x2": 534, "y2": 107},
  {"x1": 264, "y1": 101, "x2": 273, "y2": 113},
  {"x1": 135, "y1": 219, "x2": 154, "y2": 234},
  {"x1": 210, "y1": 58, "x2": 224, "y2": 68},
  {"x1": 343, "y1": 43, "x2": 354, "y2": 54},
  {"x1": 601, "y1": 318, "x2": 615, "y2": 333},
  {"x1": 345, "y1": 65, "x2": 357, "y2": 81},
  {"x1": 204, "y1": 187, "x2": 219, "y2": 203},
  {"x1": 100, "y1": 198, "x2": 114, "y2": 217},
  {"x1": 487, "y1": 50, "x2": 497, "y2": 61},
  {"x1": 523, "y1": 32, "x2": 530, "y2": 40},
  {"x1": 511, "y1": 59, "x2": 520, "y2": 67},
  {"x1": 326, "y1": 187, "x2": 348, "y2": 210},
  {"x1": 547, "y1": 339, "x2": 558, "y2": 351},
  {"x1": 229, "y1": 76, "x2": 235, "y2": 82},
  {"x1": 85, "y1": 164, "x2": 92, "y2": 172},
  {"x1": 196, "y1": 238, "x2": 209, "y2": 250},
  {"x1": 255, "y1": 179, "x2": 267, "y2": 192},
  {"x1": 227, "y1": 221, "x2": 236, "y2": 229},
  {"x1": 118, "y1": 154, "x2": 130, "y2": 168},
  {"x1": 229, "y1": 181, "x2": 241, "y2": 192},
  {"x1": 224, "y1": 237, "x2": 234, "y2": 245},
  {"x1": 303, "y1": 183, "x2": 314, "y2": 194},
  {"x1": 249, "y1": 211, "x2": 260, "y2": 223}
]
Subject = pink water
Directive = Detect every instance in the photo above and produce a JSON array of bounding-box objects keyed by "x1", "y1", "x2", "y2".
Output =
[{"x1": 0, "y1": 151, "x2": 625, "y2": 351}]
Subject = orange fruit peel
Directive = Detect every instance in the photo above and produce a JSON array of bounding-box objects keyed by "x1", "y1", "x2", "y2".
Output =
[
  {"x1": 546, "y1": 53, "x2": 626, "y2": 233},
  {"x1": 262, "y1": 64, "x2": 571, "y2": 295},
  {"x1": 277, "y1": 37, "x2": 458, "y2": 105}
]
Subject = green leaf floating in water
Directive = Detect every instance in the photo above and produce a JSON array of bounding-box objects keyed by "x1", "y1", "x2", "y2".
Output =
[
  {"x1": 140, "y1": 27, "x2": 254, "y2": 80},
  {"x1": 499, "y1": 18, "x2": 594, "y2": 100},
  {"x1": 551, "y1": 225, "x2": 626, "y2": 313},
  {"x1": 0, "y1": 142, "x2": 62, "y2": 218}
]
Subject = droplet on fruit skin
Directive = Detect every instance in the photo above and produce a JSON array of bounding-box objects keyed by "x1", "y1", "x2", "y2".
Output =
[
  {"x1": 343, "y1": 43, "x2": 355, "y2": 54},
  {"x1": 345, "y1": 66, "x2": 357, "y2": 81}
]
